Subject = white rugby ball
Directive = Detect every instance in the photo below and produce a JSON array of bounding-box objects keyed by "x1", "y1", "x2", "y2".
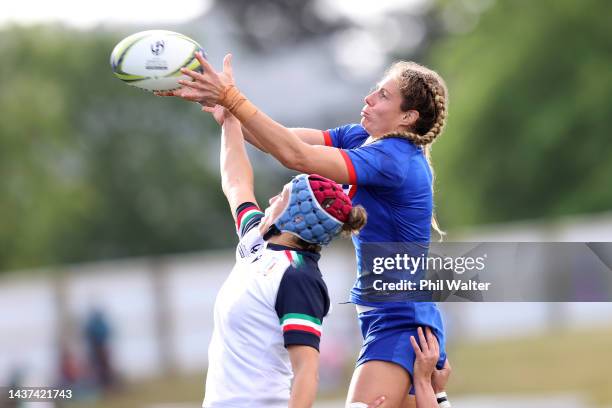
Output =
[{"x1": 110, "y1": 30, "x2": 205, "y2": 91}]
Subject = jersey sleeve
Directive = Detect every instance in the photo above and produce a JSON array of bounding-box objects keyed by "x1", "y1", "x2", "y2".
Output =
[
  {"x1": 323, "y1": 124, "x2": 367, "y2": 149},
  {"x1": 275, "y1": 267, "x2": 330, "y2": 351},
  {"x1": 235, "y1": 202, "x2": 264, "y2": 239},
  {"x1": 342, "y1": 139, "x2": 407, "y2": 187}
]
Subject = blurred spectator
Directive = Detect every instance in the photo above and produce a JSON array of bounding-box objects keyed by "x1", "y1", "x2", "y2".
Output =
[
  {"x1": 83, "y1": 308, "x2": 115, "y2": 391},
  {"x1": 5, "y1": 367, "x2": 25, "y2": 408},
  {"x1": 58, "y1": 343, "x2": 81, "y2": 387}
]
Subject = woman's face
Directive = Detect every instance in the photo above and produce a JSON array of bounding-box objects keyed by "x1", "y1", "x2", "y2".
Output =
[
  {"x1": 258, "y1": 183, "x2": 291, "y2": 236},
  {"x1": 361, "y1": 76, "x2": 411, "y2": 137}
]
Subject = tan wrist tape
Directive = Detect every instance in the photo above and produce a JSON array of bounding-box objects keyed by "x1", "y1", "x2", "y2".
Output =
[{"x1": 218, "y1": 84, "x2": 258, "y2": 123}]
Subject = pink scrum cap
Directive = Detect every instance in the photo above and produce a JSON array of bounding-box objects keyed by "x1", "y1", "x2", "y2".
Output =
[{"x1": 307, "y1": 174, "x2": 352, "y2": 223}]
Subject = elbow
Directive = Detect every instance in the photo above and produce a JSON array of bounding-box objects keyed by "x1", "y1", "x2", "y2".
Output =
[
  {"x1": 292, "y1": 157, "x2": 311, "y2": 174},
  {"x1": 222, "y1": 177, "x2": 251, "y2": 196},
  {"x1": 277, "y1": 152, "x2": 298, "y2": 170},
  {"x1": 221, "y1": 176, "x2": 234, "y2": 194},
  {"x1": 270, "y1": 138, "x2": 311, "y2": 172},
  {"x1": 221, "y1": 180, "x2": 231, "y2": 197},
  {"x1": 279, "y1": 149, "x2": 310, "y2": 173}
]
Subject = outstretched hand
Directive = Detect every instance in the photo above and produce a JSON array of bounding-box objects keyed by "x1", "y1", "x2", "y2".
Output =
[
  {"x1": 432, "y1": 359, "x2": 452, "y2": 393},
  {"x1": 410, "y1": 327, "x2": 440, "y2": 382},
  {"x1": 201, "y1": 104, "x2": 228, "y2": 125},
  {"x1": 155, "y1": 52, "x2": 235, "y2": 107}
]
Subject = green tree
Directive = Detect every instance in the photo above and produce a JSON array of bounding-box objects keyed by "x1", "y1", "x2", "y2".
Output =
[
  {"x1": 0, "y1": 26, "x2": 283, "y2": 272},
  {"x1": 429, "y1": 0, "x2": 612, "y2": 228}
]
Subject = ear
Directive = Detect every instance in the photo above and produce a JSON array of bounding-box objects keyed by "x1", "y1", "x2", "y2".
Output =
[{"x1": 400, "y1": 110, "x2": 419, "y2": 127}]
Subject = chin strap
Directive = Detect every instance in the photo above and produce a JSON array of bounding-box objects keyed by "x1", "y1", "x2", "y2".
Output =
[{"x1": 262, "y1": 225, "x2": 280, "y2": 241}]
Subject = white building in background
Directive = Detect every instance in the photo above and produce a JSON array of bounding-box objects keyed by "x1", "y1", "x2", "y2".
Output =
[{"x1": 1, "y1": 212, "x2": 611, "y2": 387}]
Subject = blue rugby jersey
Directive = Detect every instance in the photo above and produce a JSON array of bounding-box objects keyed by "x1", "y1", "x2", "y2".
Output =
[{"x1": 324, "y1": 124, "x2": 434, "y2": 305}]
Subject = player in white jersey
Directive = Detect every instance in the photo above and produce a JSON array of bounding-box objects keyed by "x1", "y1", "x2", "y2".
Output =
[{"x1": 203, "y1": 109, "x2": 383, "y2": 408}]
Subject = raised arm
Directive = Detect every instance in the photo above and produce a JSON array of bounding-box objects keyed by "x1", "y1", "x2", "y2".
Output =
[
  {"x1": 238, "y1": 110, "x2": 350, "y2": 183},
  {"x1": 410, "y1": 327, "x2": 452, "y2": 408},
  {"x1": 169, "y1": 53, "x2": 351, "y2": 184},
  {"x1": 198, "y1": 102, "x2": 326, "y2": 154},
  {"x1": 242, "y1": 127, "x2": 325, "y2": 153},
  {"x1": 219, "y1": 111, "x2": 258, "y2": 220}
]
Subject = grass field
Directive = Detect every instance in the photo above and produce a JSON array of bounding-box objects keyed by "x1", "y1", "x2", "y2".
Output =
[
  {"x1": 446, "y1": 326, "x2": 612, "y2": 407},
  {"x1": 70, "y1": 326, "x2": 612, "y2": 408}
]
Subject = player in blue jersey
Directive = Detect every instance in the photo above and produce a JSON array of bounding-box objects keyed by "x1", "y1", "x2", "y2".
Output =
[
  {"x1": 160, "y1": 54, "x2": 449, "y2": 408},
  {"x1": 206, "y1": 108, "x2": 385, "y2": 408}
]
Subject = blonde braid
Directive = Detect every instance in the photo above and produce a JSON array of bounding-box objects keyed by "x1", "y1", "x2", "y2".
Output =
[
  {"x1": 378, "y1": 73, "x2": 447, "y2": 146},
  {"x1": 375, "y1": 66, "x2": 449, "y2": 241},
  {"x1": 423, "y1": 76, "x2": 447, "y2": 241},
  {"x1": 426, "y1": 79, "x2": 448, "y2": 143}
]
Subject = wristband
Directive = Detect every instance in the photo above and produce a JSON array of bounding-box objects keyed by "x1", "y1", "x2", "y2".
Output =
[
  {"x1": 218, "y1": 84, "x2": 258, "y2": 123},
  {"x1": 436, "y1": 391, "x2": 451, "y2": 407}
]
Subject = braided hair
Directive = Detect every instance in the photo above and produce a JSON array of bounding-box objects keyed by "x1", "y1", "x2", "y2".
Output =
[{"x1": 377, "y1": 61, "x2": 448, "y2": 240}]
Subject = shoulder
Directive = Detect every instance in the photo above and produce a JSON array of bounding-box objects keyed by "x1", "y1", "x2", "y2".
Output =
[
  {"x1": 371, "y1": 136, "x2": 421, "y2": 154},
  {"x1": 344, "y1": 137, "x2": 423, "y2": 186},
  {"x1": 327, "y1": 124, "x2": 370, "y2": 149},
  {"x1": 275, "y1": 261, "x2": 330, "y2": 340},
  {"x1": 342, "y1": 123, "x2": 369, "y2": 136},
  {"x1": 281, "y1": 260, "x2": 325, "y2": 288},
  {"x1": 287, "y1": 259, "x2": 322, "y2": 276},
  {"x1": 362, "y1": 137, "x2": 423, "y2": 168},
  {"x1": 276, "y1": 260, "x2": 328, "y2": 303},
  {"x1": 341, "y1": 124, "x2": 369, "y2": 142}
]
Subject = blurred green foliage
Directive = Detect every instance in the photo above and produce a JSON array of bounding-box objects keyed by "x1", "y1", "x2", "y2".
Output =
[
  {"x1": 430, "y1": 0, "x2": 612, "y2": 227},
  {"x1": 0, "y1": 26, "x2": 283, "y2": 272},
  {"x1": 1, "y1": 0, "x2": 611, "y2": 271}
]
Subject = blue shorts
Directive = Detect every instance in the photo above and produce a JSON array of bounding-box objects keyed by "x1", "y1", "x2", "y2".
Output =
[{"x1": 355, "y1": 303, "x2": 446, "y2": 395}]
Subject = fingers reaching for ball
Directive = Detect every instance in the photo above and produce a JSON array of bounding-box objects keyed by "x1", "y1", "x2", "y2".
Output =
[
  {"x1": 180, "y1": 66, "x2": 206, "y2": 83},
  {"x1": 154, "y1": 90, "x2": 176, "y2": 97},
  {"x1": 151, "y1": 50, "x2": 236, "y2": 108},
  {"x1": 222, "y1": 53, "x2": 235, "y2": 84},
  {"x1": 194, "y1": 51, "x2": 216, "y2": 76}
]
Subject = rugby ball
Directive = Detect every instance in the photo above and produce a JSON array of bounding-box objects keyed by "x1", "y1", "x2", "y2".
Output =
[{"x1": 110, "y1": 30, "x2": 205, "y2": 91}]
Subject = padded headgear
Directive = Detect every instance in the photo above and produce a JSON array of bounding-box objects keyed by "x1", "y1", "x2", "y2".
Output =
[{"x1": 273, "y1": 174, "x2": 352, "y2": 245}]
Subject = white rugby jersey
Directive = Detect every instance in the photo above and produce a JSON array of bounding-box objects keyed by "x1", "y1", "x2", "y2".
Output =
[{"x1": 203, "y1": 202, "x2": 330, "y2": 408}]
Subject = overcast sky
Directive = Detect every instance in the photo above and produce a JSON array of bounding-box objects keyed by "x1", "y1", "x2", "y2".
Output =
[{"x1": 0, "y1": 0, "x2": 428, "y2": 28}]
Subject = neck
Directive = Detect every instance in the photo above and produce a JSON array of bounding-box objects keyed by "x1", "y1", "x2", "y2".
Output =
[
  {"x1": 368, "y1": 131, "x2": 400, "y2": 144},
  {"x1": 268, "y1": 233, "x2": 302, "y2": 249}
]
